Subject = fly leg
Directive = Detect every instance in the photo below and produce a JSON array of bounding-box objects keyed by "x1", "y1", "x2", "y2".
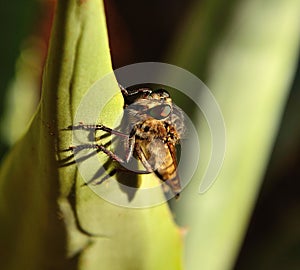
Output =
[
  {"x1": 69, "y1": 143, "x2": 151, "y2": 176},
  {"x1": 125, "y1": 133, "x2": 135, "y2": 163},
  {"x1": 64, "y1": 122, "x2": 131, "y2": 167},
  {"x1": 65, "y1": 122, "x2": 153, "y2": 175},
  {"x1": 69, "y1": 143, "x2": 125, "y2": 165},
  {"x1": 135, "y1": 146, "x2": 154, "y2": 173},
  {"x1": 119, "y1": 84, "x2": 129, "y2": 96},
  {"x1": 66, "y1": 122, "x2": 128, "y2": 139}
]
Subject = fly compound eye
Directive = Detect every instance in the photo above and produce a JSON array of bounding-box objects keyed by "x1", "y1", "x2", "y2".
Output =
[{"x1": 149, "y1": 105, "x2": 171, "y2": 119}]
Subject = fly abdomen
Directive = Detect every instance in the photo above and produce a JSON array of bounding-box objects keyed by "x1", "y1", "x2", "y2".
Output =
[{"x1": 155, "y1": 169, "x2": 181, "y2": 196}]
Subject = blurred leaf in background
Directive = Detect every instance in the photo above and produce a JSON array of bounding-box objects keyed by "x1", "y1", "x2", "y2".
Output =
[
  {"x1": 235, "y1": 62, "x2": 300, "y2": 270},
  {"x1": 0, "y1": 0, "x2": 53, "y2": 159},
  {"x1": 168, "y1": 0, "x2": 300, "y2": 268}
]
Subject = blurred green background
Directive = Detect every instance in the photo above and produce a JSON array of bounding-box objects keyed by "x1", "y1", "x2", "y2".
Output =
[{"x1": 0, "y1": 0, "x2": 299, "y2": 269}]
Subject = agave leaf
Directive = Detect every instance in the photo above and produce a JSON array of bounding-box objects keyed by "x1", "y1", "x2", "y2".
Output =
[{"x1": 0, "y1": 1, "x2": 183, "y2": 269}]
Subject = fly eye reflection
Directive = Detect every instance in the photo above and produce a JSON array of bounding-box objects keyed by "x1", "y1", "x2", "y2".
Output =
[{"x1": 148, "y1": 105, "x2": 171, "y2": 120}]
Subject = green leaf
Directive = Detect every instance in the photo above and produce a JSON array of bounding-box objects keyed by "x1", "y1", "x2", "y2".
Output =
[
  {"x1": 168, "y1": 0, "x2": 300, "y2": 269},
  {"x1": 0, "y1": 1, "x2": 183, "y2": 269}
]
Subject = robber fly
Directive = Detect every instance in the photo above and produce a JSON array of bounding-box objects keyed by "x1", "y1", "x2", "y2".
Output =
[{"x1": 69, "y1": 85, "x2": 185, "y2": 197}]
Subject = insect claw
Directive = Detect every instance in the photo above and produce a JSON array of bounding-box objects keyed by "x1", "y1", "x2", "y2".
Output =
[
  {"x1": 58, "y1": 147, "x2": 74, "y2": 152},
  {"x1": 60, "y1": 125, "x2": 73, "y2": 131},
  {"x1": 175, "y1": 193, "x2": 180, "y2": 200}
]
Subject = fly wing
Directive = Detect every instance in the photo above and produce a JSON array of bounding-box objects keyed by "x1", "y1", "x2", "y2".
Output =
[{"x1": 154, "y1": 142, "x2": 181, "y2": 196}]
